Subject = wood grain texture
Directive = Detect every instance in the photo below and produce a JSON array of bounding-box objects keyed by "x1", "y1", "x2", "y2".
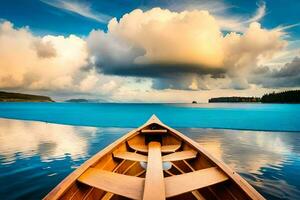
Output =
[
  {"x1": 128, "y1": 143, "x2": 181, "y2": 153},
  {"x1": 165, "y1": 167, "x2": 228, "y2": 198},
  {"x1": 141, "y1": 129, "x2": 167, "y2": 134},
  {"x1": 78, "y1": 168, "x2": 144, "y2": 200},
  {"x1": 143, "y1": 142, "x2": 165, "y2": 200},
  {"x1": 113, "y1": 152, "x2": 147, "y2": 162},
  {"x1": 162, "y1": 150, "x2": 197, "y2": 162},
  {"x1": 153, "y1": 115, "x2": 265, "y2": 200},
  {"x1": 44, "y1": 115, "x2": 265, "y2": 200}
]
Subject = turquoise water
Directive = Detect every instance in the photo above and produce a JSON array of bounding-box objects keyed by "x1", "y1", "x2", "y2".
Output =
[
  {"x1": 0, "y1": 102, "x2": 299, "y2": 131},
  {"x1": 0, "y1": 103, "x2": 300, "y2": 199}
]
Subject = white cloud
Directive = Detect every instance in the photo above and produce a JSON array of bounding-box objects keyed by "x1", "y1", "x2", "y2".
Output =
[
  {"x1": 0, "y1": 20, "x2": 125, "y2": 99},
  {"x1": 244, "y1": 1, "x2": 266, "y2": 23},
  {"x1": 0, "y1": 21, "x2": 88, "y2": 91},
  {"x1": 41, "y1": 0, "x2": 111, "y2": 23},
  {"x1": 1, "y1": 3, "x2": 299, "y2": 102},
  {"x1": 185, "y1": 0, "x2": 267, "y2": 32},
  {"x1": 87, "y1": 8, "x2": 286, "y2": 91}
]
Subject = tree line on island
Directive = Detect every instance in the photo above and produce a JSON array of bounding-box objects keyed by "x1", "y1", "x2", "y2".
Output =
[
  {"x1": 208, "y1": 90, "x2": 300, "y2": 103},
  {"x1": 0, "y1": 91, "x2": 54, "y2": 102}
]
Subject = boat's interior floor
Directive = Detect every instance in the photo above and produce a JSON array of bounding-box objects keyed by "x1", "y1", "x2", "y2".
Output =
[{"x1": 59, "y1": 124, "x2": 252, "y2": 200}]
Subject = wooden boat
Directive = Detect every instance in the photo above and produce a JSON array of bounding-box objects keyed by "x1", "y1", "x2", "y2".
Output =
[{"x1": 44, "y1": 115, "x2": 265, "y2": 200}]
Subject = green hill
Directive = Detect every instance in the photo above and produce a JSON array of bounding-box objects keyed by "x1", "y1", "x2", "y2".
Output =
[{"x1": 0, "y1": 91, "x2": 54, "y2": 102}]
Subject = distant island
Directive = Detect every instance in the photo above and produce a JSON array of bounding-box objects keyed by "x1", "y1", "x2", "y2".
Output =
[
  {"x1": 64, "y1": 98, "x2": 108, "y2": 103},
  {"x1": 209, "y1": 90, "x2": 300, "y2": 103},
  {"x1": 0, "y1": 91, "x2": 54, "y2": 102},
  {"x1": 261, "y1": 90, "x2": 300, "y2": 103},
  {"x1": 65, "y1": 99, "x2": 90, "y2": 103},
  {"x1": 209, "y1": 97, "x2": 260, "y2": 103}
]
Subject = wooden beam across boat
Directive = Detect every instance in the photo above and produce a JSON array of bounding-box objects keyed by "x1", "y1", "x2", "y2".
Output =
[
  {"x1": 141, "y1": 129, "x2": 168, "y2": 134},
  {"x1": 162, "y1": 150, "x2": 197, "y2": 162},
  {"x1": 77, "y1": 168, "x2": 144, "y2": 200},
  {"x1": 44, "y1": 115, "x2": 266, "y2": 200},
  {"x1": 113, "y1": 152, "x2": 147, "y2": 162},
  {"x1": 128, "y1": 143, "x2": 181, "y2": 153},
  {"x1": 165, "y1": 167, "x2": 229, "y2": 198}
]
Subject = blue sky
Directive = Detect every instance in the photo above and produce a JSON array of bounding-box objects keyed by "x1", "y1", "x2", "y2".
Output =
[
  {"x1": 0, "y1": 0, "x2": 300, "y2": 102},
  {"x1": 1, "y1": 0, "x2": 299, "y2": 37}
]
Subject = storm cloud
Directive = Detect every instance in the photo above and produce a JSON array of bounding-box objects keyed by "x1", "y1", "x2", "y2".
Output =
[{"x1": 251, "y1": 57, "x2": 300, "y2": 88}]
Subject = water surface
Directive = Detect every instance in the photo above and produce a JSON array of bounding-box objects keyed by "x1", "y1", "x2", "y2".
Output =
[
  {"x1": 0, "y1": 102, "x2": 299, "y2": 131},
  {"x1": 0, "y1": 118, "x2": 299, "y2": 200}
]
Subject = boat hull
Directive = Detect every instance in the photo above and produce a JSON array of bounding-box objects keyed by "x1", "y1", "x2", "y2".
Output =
[{"x1": 44, "y1": 115, "x2": 265, "y2": 200}]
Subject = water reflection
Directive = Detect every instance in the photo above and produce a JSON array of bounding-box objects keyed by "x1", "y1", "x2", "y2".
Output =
[
  {"x1": 0, "y1": 119, "x2": 97, "y2": 163},
  {"x1": 0, "y1": 118, "x2": 300, "y2": 200},
  {"x1": 0, "y1": 118, "x2": 128, "y2": 200},
  {"x1": 181, "y1": 128, "x2": 300, "y2": 200}
]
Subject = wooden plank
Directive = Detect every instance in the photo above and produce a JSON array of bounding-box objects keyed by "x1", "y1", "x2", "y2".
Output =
[
  {"x1": 134, "y1": 169, "x2": 146, "y2": 177},
  {"x1": 192, "y1": 190, "x2": 206, "y2": 200},
  {"x1": 101, "y1": 192, "x2": 114, "y2": 200},
  {"x1": 143, "y1": 142, "x2": 165, "y2": 200},
  {"x1": 141, "y1": 129, "x2": 167, "y2": 134},
  {"x1": 162, "y1": 144, "x2": 181, "y2": 153},
  {"x1": 172, "y1": 161, "x2": 206, "y2": 200},
  {"x1": 162, "y1": 150, "x2": 197, "y2": 162},
  {"x1": 128, "y1": 144, "x2": 148, "y2": 153},
  {"x1": 128, "y1": 143, "x2": 181, "y2": 153},
  {"x1": 113, "y1": 152, "x2": 147, "y2": 162},
  {"x1": 165, "y1": 167, "x2": 228, "y2": 198},
  {"x1": 78, "y1": 168, "x2": 144, "y2": 200},
  {"x1": 100, "y1": 159, "x2": 139, "y2": 200}
]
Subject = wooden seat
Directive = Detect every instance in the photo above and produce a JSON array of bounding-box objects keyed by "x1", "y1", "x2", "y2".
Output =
[
  {"x1": 162, "y1": 150, "x2": 197, "y2": 162},
  {"x1": 128, "y1": 142, "x2": 181, "y2": 153},
  {"x1": 113, "y1": 152, "x2": 147, "y2": 162},
  {"x1": 114, "y1": 149, "x2": 196, "y2": 163},
  {"x1": 128, "y1": 144, "x2": 148, "y2": 153},
  {"x1": 165, "y1": 167, "x2": 228, "y2": 198},
  {"x1": 77, "y1": 168, "x2": 144, "y2": 200}
]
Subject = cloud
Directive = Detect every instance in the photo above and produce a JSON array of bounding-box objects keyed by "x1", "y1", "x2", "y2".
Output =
[
  {"x1": 244, "y1": 1, "x2": 266, "y2": 23},
  {"x1": 0, "y1": 21, "x2": 89, "y2": 91},
  {"x1": 34, "y1": 40, "x2": 57, "y2": 58},
  {"x1": 250, "y1": 57, "x2": 300, "y2": 88},
  {"x1": 0, "y1": 20, "x2": 127, "y2": 99},
  {"x1": 215, "y1": 1, "x2": 266, "y2": 32},
  {"x1": 164, "y1": 0, "x2": 267, "y2": 32},
  {"x1": 0, "y1": 4, "x2": 298, "y2": 102},
  {"x1": 41, "y1": 0, "x2": 111, "y2": 23},
  {"x1": 87, "y1": 8, "x2": 286, "y2": 90}
]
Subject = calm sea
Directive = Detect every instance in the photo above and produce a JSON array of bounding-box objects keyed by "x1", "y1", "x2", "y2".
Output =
[{"x1": 0, "y1": 103, "x2": 300, "y2": 199}]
